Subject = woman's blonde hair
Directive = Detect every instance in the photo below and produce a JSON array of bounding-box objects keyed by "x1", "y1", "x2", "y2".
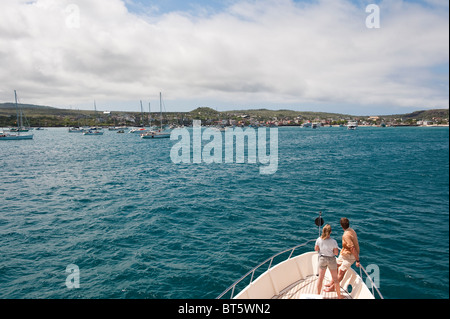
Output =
[{"x1": 321, "y1": 224, "x2": 332, "y2": 239}]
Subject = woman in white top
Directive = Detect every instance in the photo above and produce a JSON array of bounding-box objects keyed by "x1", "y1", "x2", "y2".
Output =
[{"x1": 314, "y1": 224, "x2": 342, "y2": 299}]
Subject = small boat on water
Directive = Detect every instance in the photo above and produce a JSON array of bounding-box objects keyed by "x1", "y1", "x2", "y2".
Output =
[
  {"x1": 83, "y1": 130, "x2": 103, "y2": 136},
  {"x1": 347, "y1": 121, "x2": 358, "y2": 130},
  {"x1": 129, "y1": 128, "x2": 148, "y2": 134},
  {"x1": 217, "y1": 213, "x2": 382, "y2": 300},
  {"x1": 109, "y1": 126, "x2": 128, "y2": 131},
  {"x1": 0, "y1": 131, "x2": 33, "y2": 140},
  {"x1": 9, "y1": 127, "x2": 29, "y2": 132},
  {"x1": 140, "y1": 129, "x2": 171, "y2": 139},
  {"x1": 0, "y1": 91, "x2": 33, "y2": 141},
  {"x1": 68, "y1": 127, "x2": 84, "y2": 133}
]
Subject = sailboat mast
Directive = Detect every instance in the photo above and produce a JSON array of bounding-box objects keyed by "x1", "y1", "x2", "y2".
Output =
[
  {"x1": 14, "y1": 90, "x2": 20, "y2": 131},
  {"x1": 140, "y1": 100, "x2": 144, "y2": 127},
  {"x1": 148, "y1": 102, "x2": 151, "y2": 127},
  {"x1": 160, "y1": 92, "x2": 163, "y2": 131},
  {"x1": 94, "y1": 100, "x2": 98, "y2": 125}
]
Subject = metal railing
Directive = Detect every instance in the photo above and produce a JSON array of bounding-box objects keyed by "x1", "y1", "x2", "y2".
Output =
[
  {"x1": 359, "y1": 264, "x2": 384, "y2": 299},
  {"x1": 216, "y1": 239, "x2": 316, "y2": 299}
]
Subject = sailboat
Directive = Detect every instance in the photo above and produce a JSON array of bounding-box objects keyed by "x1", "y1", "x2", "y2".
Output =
[
  {"x1": 0, "y1": 91, "x2": 33, "y2": 140},
  {"x1": 141, "y1": 92, "x2": 171, "y2": 139},
  {"x1": 68, "y1": 127, "x2": 84, "y2": 133},
  {"x1": 129, "y1": 100, "x2": 150, "y2": 134},
  {"x1": 82, "y1": 100, "x2": 104, "y2": 135}
]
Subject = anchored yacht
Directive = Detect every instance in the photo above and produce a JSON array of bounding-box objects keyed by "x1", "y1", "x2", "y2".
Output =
[{"x1": 347, "y1": 121, "x2": 358, "y2": 130}]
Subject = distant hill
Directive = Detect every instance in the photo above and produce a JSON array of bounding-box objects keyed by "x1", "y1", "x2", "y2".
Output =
[
  {"x1": 1, "y1": 103, "x2": 446, "y2": 119},
  {"x1": 0, "y1": 103, "x2": 56, "y2": 110},
  {"x1": 222, "y1": 108, "x2": 352, "y2": 119},
  {"x1": 0, "y1": 101, "x2": 447, "y2": 127},
  {"x1": 381, "y1": 109, "x2": 449, "y2": 120},
  {"x1": 190, "y1": 107, "x2": 220, "y2": 116},
  {"x1": 188, "y1": 107, "x2": 352, "y2": 121}
]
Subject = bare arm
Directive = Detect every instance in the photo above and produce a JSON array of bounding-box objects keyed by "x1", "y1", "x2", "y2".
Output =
[{"x1": 351, "y1": 246, "x2": 360, "y2": 267}]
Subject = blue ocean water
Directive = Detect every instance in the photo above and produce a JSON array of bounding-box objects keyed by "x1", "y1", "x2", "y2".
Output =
[{"x1": 0, "y1": 126, "x2": 448, "y2": 299}]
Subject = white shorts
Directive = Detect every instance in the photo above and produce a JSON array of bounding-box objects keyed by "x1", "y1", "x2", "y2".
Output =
[{"x1": 336, "y1": 254, "x2": 356, "y2": 271}]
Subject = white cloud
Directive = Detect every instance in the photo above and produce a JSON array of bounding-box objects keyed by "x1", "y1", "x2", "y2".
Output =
[{"x1": 0, "y1": 0, "x2": 448, "y2": 113}]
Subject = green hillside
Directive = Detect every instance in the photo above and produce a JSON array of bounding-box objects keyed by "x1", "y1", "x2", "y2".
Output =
[
  {"x1": 382, "y1": 109, "x2": 449, "y2": 120},
  {"x1": 0, "y1": 102, "x2": 448, "y2": 127}
]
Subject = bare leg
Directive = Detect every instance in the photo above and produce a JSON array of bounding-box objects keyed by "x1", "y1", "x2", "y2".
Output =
[
  {"x1": 316, "y1": 268, "x2": 326, "y2": 295},
  {"x1": 325, "y1": 262, "x2": 341, "y2": 287},
  {"x1": 330, "y1": 269, "x2": 343, "y2": 299},
  {"x1": 325, "y1": 268, "x2": 346, "y2": 292}
]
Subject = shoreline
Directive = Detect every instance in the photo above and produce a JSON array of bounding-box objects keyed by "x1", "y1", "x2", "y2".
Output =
[{"x1": 2, "y1": 124, "x2": 448, "y2": 131}]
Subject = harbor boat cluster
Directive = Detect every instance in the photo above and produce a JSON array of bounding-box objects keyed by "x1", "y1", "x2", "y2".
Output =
[
  {"x1": 70, "y1": 92, "x2": 173, "y2": 139},
  {"x1": 66, "y1": 125, "x2": 173, "y2": 137},
  {"x1": 2, "y1": 91, "x2": 173, "y2": 141}
]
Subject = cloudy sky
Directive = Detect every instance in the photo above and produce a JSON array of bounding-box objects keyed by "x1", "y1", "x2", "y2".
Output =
[{"x1": 0, "y1": 0, "x2": 448, "y2": 115}]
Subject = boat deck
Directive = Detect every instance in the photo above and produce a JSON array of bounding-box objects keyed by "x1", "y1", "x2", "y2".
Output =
[{"x1": 273, "y1": 275, "x2": 351, "y2": 299}]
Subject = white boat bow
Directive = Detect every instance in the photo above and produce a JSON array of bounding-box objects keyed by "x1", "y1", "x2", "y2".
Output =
[{"x1": 218, "y1": 239, "x2": 383, "y2": 300}]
